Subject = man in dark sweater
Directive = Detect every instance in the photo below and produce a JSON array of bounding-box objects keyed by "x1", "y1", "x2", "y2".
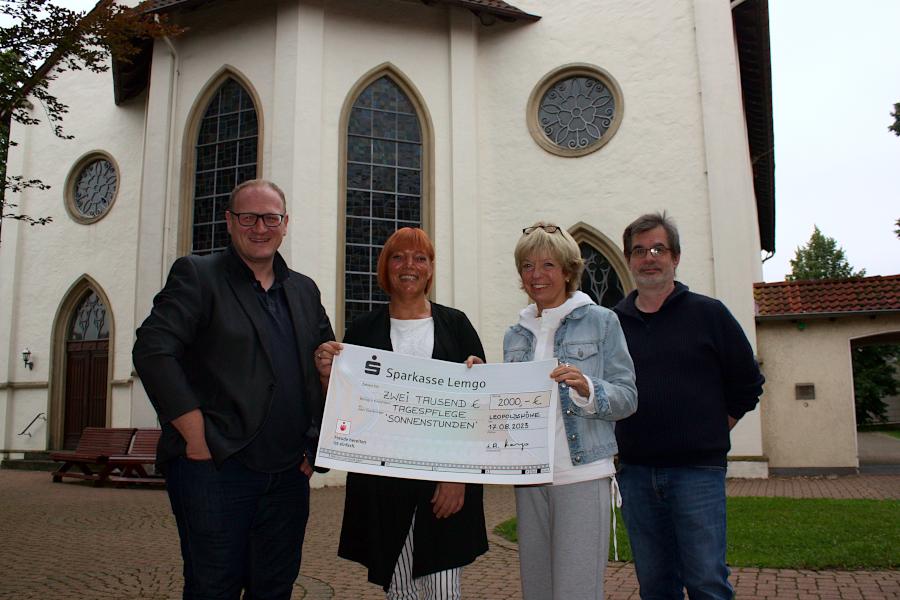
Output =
[{"x1": 613, "y1": 213, "x2": 764, "y2": 600}]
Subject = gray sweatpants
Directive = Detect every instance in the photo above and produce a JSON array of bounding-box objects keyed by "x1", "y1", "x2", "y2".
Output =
[{"x1": 515, "y1": 478, "x2": 612, "y2": 600}]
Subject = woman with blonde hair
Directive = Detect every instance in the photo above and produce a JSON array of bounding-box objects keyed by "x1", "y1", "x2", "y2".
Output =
[
  {"x1": 315, "y1": 227, "x2": 487, "y2": 599},
  {"x1": 504, "y1": 221, "x2": 637, "y2": 600}
]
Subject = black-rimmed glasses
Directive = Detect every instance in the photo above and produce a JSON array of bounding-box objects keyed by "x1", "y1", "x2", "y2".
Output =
[
  {"x1": 522, "y1": 225, "x2": 561, "y2": 235},
  {"x1": 630, "y1": 245, "x2": 670, "y2": 259},
  {"x1": 228, "y1": 211, "x2": 286, "y2": 228}
]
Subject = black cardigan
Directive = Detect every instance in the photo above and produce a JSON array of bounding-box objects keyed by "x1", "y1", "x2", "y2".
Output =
[{"x1": 337, "y1": 302, "x2": 489, "y2": 589}]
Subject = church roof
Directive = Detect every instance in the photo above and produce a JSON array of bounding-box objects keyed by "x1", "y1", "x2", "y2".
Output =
[
  {"x1": 732, "y1": 0, "x2": 775, "y2": 253},
  {"x1": 137, "y1": 0, "x2": 540, "y2": 22},
  {"x1": 754, "y1": 275, "x2": 900, "y2": 320},
  {"x1": 425, "y1": 0, "x2": 540, "y2": 23}
]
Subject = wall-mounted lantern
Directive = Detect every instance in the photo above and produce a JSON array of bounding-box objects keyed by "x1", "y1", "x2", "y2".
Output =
[{"x1": 22, "y1": 347, "x2": 34, "y2": 370}]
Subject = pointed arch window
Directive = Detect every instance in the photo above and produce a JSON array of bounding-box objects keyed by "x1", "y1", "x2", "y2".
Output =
[
  {"x1": 69, "y1": 291, "x2": 109, "y2": 341},
  {"x1": 191, "y1": 78, "x2": 259, "y2": 255},
  {"x1": 579, "y1": 243, "x2": 626, "y2": 309},
  {"x1": 343, "y1": 75, "x2": 424, "y2": 328}
]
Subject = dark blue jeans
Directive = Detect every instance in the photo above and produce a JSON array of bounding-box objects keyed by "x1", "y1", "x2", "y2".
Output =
[
  {"x1": 618, "y1": 464, "x2": 732, "y2": 600},
  {"x1": 165, "y1": 457, "x2": 310, "y2": 600}
]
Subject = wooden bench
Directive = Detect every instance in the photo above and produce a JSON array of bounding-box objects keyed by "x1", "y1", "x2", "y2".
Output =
[
  {"x1": 107, "y1": 428, "x2": 165, "y2": 487},
  {"x1": 50, "y1": 427, "x2": 136, "y2": 486}
]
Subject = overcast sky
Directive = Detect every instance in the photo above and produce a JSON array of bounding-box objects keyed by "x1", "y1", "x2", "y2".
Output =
[
  {"x1": 765, "y1": 0, "x2": 900, "y2": 280},
  {"x1": 34, "y1": 1, "x2": 900, "y2": 281}
]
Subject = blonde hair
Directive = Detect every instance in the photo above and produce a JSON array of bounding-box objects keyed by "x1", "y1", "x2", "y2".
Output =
[{"x1": 514, "y1": 221, "x2": 584, "y2": 295}]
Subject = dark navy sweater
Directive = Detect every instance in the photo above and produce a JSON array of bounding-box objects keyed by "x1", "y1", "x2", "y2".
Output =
[{"x1": 613, "y1": 282, "x2": 764, "y2": 467}]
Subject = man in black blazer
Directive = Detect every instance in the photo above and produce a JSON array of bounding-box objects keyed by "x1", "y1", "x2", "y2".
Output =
[{"x1": 133, "y1": 179, "x2": 334, "y2": 599}]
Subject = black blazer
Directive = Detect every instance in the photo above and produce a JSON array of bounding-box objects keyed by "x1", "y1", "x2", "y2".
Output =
[
  {"x1": 133, "y1": 248, "x2": 334, "y2": 466},
  {"x1": 337, "y1": 302, "x2": 488, "y2": 589}
]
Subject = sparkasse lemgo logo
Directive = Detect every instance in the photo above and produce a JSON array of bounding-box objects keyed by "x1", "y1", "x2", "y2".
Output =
[{"x1": 364, "y1": 354, "x2": 381, "y2": 375}]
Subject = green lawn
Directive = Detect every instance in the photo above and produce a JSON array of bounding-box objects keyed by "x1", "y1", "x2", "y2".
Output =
[
  {"x1": 494, "y1": 497, "x2": 900, "y2": 569},
  {"x1": 882, "y1": 430, "x2": 900, "y2": 440}
]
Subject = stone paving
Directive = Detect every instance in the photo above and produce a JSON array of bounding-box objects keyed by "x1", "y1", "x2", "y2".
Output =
[{"x1": 1, "y1": 470, "x2": 898, "y2": 599}]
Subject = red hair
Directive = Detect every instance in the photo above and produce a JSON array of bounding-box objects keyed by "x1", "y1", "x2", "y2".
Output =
[{"x1": 376, "y1": 228, "x2": 436, "y2": 296}]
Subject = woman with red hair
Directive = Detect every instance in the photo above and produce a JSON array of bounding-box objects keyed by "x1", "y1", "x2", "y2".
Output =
[{"x1": 315, "y1": 228, "x2": 487, "y2": 599}]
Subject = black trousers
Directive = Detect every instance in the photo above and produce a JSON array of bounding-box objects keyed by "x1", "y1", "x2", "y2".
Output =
[{"x1": 165, "y1": 456, "x2": 310, "y2": 600}]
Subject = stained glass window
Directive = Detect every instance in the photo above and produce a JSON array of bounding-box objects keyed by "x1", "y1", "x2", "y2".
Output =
[
  {"x1": 344, "y1": 76, "x2": 423, "y2": 328},
  {"x1": 579, "y1": 243, "x2": 625, "y2": 309},
  {"x1": 72, "y1": 158, "x2": 117, "y2": 219},
  {"x1": 539, "y1": 76, "x2": 616, "y2": 151},
  {"x1": 529, "y1": 66, "x2": 623, "y2": 157},
  {"x1": 192, "y1": 78, "x2": 259, "y2": 255},
  {"x1": 68, "y1": 292, "x2": 109, "y2": 341}
]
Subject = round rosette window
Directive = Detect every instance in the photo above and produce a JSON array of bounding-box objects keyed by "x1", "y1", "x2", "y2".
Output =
[
  {"x1": 65, "y1": 152, "x2": 119, "y2": 223},
  {"x1": 528, "y1": 64, "x2": 624, "y2": 157}
]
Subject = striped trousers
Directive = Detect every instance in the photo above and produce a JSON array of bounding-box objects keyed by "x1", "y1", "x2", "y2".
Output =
[{"x1": 387, "y1": 512, "x2": 462, "y2": 600}]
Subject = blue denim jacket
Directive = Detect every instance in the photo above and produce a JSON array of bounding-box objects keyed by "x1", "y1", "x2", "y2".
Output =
[{"x1": 503, "y1": 304, "x2": 637, "y2": 466}]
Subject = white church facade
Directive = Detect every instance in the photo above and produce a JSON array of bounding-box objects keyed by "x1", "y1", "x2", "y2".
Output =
[{"x1": 0, "y1": 0, "x2": 775, "y2": 476}]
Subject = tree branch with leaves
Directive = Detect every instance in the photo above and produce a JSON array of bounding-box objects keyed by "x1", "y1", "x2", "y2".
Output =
[
  {"x1": 0, "y1": 0, "x2": 180, "y2": 229},
  {"x1": 889, "y1": 102, "x2": 900, "y2": 137}
]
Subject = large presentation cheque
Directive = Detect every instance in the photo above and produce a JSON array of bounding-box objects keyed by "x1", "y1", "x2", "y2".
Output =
[{"x1": 315, "y1": 344, "x2": 558, "y2": 484}]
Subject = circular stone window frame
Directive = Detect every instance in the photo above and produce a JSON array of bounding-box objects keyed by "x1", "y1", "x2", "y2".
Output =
[
  {"x1": 527, "y1": 63, "x2": 625, "y2": 158},
  {"x1": 64, "y1": 150, "x2": 120, "y2": 225}
]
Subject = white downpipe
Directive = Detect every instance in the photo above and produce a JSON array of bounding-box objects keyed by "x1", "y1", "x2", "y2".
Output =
[{"x1": 158, "y1": 21, "x2": 179, "y2": 274}]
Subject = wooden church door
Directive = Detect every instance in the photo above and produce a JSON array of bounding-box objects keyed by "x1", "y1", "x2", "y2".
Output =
[{"x1": 63, "y1": 291, "x2": 110, "y2": 450}]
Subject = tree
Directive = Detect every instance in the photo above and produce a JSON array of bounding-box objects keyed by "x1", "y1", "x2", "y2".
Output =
[
  {"x1": 786, "y1": 226, "x2": 866, "y2": 281},
  {"x1": 1, "y1": 0, "x2": 179, "y2": 229},
  {"x1": 890, "y1": 102, "x2": 900, "y2": 137},
  {"x1": 853, "y1": 344, "x2": 900, "y2": 426}
]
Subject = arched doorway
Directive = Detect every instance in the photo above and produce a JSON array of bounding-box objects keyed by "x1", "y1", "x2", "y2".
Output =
[
  {"x1": 851, "y1": 332, "x2": 900, "y2": 426},
  {"x1": 62, "y1": 290, "x2": 110, "y2": 449}
]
